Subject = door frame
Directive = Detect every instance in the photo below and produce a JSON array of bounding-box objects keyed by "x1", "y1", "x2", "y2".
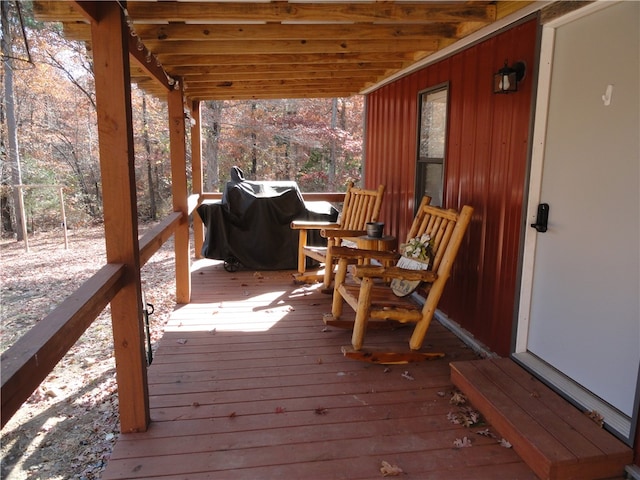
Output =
[{"x1": 513, "y1": 0, "x2": 639, "y2": 444}]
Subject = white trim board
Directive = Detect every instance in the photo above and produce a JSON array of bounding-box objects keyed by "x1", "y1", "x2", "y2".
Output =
[{"x1": 513, "y1": 352, "x2": 633, "y2": 443}]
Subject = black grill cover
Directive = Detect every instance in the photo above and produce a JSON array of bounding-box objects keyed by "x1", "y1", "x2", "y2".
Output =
[{"x1": 197, "y1": 174, "x2": 338, "y2": 270}]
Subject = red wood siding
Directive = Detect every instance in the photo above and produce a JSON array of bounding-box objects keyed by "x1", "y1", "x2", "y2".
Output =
[{"x1": 364, "y1": 17, "x2": 539, "y2": 356}]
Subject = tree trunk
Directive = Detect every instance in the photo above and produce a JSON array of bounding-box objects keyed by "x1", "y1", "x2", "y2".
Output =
[
  {"x1": 142, "y1": 95, "x2": 157, "y2": 220},
  {"x1": 329, "y1": 98, "x2": 338, "y2": 190},
  {"x1": 1, "y1": 193, "x2": 12, "y2": 234},
  {"x1": 1, "y1": 2, "x2": 24, "y2": 240},
  {"x1": 250, "y1": 102, "x2": 257, "y2": 178},
  {"x1": 203, "y1": 101, "x2": 222, "y2": 191}
]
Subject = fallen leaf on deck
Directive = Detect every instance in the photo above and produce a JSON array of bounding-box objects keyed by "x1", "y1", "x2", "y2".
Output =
[
  {"x1": 401, "y1": 371, "x2": 414, "y2": 381},
  {"x1": 447, "y1": 407, "x2": 481, "y2": 427},
  {"x1": 380, "y1": 460, "x2": 403, "y2": 476},
  {"x1": 314, "y1": 407, "x2": 329, "y2": 415},
  {"x1": 476, "y1": 428, "x2": 496, "y2": 438},
  {"x1": 229, "y1": 412, "x2": 237, "y2": 418},
  {"x1": 500, "y1": 438, "x2": 512, "y2": 448},
  {"x1": 585, "y1": 410, "x2": 604, "y2": 427},
  {"x1": 176, "y1": 339, "x2": 188, "y2": 344},
  {"x1": 453, "y1": 436, "x2": 472, "y2": 448},
  {"x1": 450, "y1": 391, "x2": 467, "y2": 405},
  {"x1": 275, "y1": 406, "x2": 286, "y2": 414}
]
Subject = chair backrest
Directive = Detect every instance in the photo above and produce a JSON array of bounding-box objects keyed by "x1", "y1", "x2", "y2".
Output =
[
  {"x1": 339, "y1": 182, "x2": 385, "y2": 230},
  {"x1": 405, "y1": 196, "x2": 472, "y2": 273}
]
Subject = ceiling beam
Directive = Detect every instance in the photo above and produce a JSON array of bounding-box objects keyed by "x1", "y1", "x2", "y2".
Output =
[
  {"x1": 193, "y1": 91, "x2": 359, "y2": 100},
  {"x1": 165, "y1": 63, "x2": 402, "y2": 76},
  {"x1": 32, "y1": 1, "x2": 539, "y2": 103},
  {"x1": 127, "y1": 33, "x2": 175, "y2": 93},
  {"x1": 158, "y1": 52, "x2": 421, "y2": 67},
  {"x1": 133, "y1": 22, "x2": 459, "y2": 42},
  {"x1": 146, "y1": 38, "x2": 438, "y2": 56},
  {"x1": 168, "y1": 70, "x2": 388, "y2": 83},
  {"x1": 126, "y1": 2, "x2": 497, "y2": 24}
]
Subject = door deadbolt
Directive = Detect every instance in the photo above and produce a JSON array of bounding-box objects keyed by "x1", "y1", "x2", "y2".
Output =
[{"x1": 531, "y1": 203, "x2": 549, "y2": 233}]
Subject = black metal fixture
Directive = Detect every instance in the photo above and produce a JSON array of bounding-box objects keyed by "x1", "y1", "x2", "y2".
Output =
[
  {"x1": 531, "y1": 203, "x2": 549, "y2": 233},
  {"x1": 493, "y1": 60, "x2": 526, "y2": 94}
]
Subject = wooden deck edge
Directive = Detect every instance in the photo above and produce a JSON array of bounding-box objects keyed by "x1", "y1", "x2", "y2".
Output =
[{"x1": 450, "y1": 358, "x2": 633, "y2": 480}]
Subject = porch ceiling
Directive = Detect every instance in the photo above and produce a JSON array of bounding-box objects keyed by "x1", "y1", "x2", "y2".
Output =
[{"x1": 33, "y1": 1, "x2": 532, "y2": 101}]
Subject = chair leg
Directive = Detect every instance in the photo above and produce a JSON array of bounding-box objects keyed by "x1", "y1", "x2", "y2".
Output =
[
  {"x1": 408, "y1": 280, "x2": 442, "y2": 350},
  {"x1": 351, "y1": 276, "x2": 373, "y2": 350},
  {"x1": 331, "y1": 257, "x2": 349, "y2": 319},
  {"x1": 297, "y1": 229, "x2": 308, "y2": 274},
  {"x1": 322, "y1": 244, "x2": 335, "y2": 289}
]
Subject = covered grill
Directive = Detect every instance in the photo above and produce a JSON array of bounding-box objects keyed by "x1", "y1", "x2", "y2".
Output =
[{"x1": 197, "y1": 168, "x2": 338, "y2": 271}]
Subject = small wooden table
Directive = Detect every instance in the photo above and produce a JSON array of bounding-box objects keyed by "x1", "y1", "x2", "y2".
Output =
[
  {"x1": 356, "y1": 234, "x2": 397, "y2": 252},
  {"x1": 356, "y1": 235, "x2": 397, "y2": 267}
]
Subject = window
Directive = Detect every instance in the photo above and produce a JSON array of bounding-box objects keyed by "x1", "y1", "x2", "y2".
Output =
[{"x1": 416, "y1": 85, "x2": 448, "y2": 208}]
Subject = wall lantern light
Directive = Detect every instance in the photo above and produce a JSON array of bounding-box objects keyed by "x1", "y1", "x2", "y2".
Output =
[{"x1": 493, "y1": 60, "x2": 526, "y2": 94}]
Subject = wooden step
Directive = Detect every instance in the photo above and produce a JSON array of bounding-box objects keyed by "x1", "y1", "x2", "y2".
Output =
[{"x1": 450, "y1": 358, "x2": 633, "y2": 480}]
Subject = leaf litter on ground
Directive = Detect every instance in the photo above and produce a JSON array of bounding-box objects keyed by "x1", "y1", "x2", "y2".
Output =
[{"x1": 1, "y1": 226, "x2": 177, "y2": 480}]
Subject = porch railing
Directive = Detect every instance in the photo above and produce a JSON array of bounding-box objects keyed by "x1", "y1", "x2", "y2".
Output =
[{"x1": 0, "y1": 191, "x2": 344, "y2": 429}]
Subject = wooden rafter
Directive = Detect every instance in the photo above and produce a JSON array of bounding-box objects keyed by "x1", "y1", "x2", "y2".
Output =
[{"x1": 33, "y1": 1, "x2": 535, "y2": 101}]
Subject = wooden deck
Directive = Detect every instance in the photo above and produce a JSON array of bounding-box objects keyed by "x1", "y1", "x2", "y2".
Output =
[
  {"x1": 451, "y1": 359, "x2": 633, "y2": 480},
  {"x1": 102, "y1": 259, "x2": 538, "y2": 479}
]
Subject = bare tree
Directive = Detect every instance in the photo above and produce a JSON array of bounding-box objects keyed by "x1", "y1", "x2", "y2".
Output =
[
  {"x1": 141, "y1": 94, "x2": 157, "y2": 220},
  {"x1": 46, "y1": 49, "x2": 96, "y2": 110},
  {"x1": 203, "y1": 100, "x2": 223, "y2": 191},
  {"x1": 1, "y1": 1, "x2": 25, "y2": 240},
  {"x1": 328, "y1": 98, "x2": 338, "y2": 190}
]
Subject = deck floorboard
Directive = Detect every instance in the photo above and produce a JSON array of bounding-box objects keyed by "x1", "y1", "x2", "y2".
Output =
[
  {"x1": 102, "y1": 259, "x2": 537, "y2": 479},
  {"x1": 451, "y1": 358, "x2": 632, "y2": 480}
]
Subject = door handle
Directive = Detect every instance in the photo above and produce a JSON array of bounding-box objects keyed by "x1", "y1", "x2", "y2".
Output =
[{"x1": 531, "y1": 203, "x2": 549, "y2": 233}]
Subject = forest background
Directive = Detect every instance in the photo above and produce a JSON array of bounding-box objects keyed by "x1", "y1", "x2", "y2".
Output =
[{"x1": 1, "y1": 1, "x2": 364, "y2": 239}]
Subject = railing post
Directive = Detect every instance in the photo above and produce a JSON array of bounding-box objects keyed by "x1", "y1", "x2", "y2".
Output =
[
  {"x1": 89, "y1": 1, "x2": 149, "y2": 432},
  {"x1": 168, "y1": 85, "x2": 191, "y2": 304}
]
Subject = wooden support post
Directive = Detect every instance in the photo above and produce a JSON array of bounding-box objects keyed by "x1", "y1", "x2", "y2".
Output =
[
  {"x1": 191, "y1": 100, "x2": 204, "y2": 259},
  {"x1": 168, "y1": 86, "x2": 191, "y2": 304},
  {"x1": 90, "y1": 2, "x2": 149, "y2": 432}
]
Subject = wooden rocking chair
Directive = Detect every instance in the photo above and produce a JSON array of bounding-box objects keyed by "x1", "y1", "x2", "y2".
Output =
[
  {"x1": 326, "y1": 197, "x2": 473, "y2": 363},
  {"x1": 291, "y1": 182, "x2": 385, "y2": 289}
]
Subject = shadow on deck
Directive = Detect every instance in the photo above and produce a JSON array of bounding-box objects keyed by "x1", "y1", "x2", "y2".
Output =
[{"x1": 102, "y1": 258, "x2": 537, "y2": 479}]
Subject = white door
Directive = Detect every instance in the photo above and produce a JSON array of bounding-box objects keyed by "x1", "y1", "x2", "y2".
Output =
[{"x1": 516, "y1": 1, "x2": 639, "y2": 442}]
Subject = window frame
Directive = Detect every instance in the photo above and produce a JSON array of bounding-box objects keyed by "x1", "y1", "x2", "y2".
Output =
[{"x1": 415, "y1": 82, "x2": 450, "y2": 210}]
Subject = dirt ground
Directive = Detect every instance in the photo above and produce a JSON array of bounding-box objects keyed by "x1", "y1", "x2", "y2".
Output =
[{"x1": 1, "y1": 226, "x2": 177, "y2": 479}]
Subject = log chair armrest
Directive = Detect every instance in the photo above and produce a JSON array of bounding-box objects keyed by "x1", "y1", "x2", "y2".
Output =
[
  {"x1": 290, "y1": 220, "x2": 340, "y2": 230},
  {"x1": 320, "y1": 228, "x2": 367, "y2": 239},
  {"x1": 354, "y1": 265, "x2": 438, "y2": 283},
  {"x1": 331, "y1": 246, "x2": 400, "y2": 263}
]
